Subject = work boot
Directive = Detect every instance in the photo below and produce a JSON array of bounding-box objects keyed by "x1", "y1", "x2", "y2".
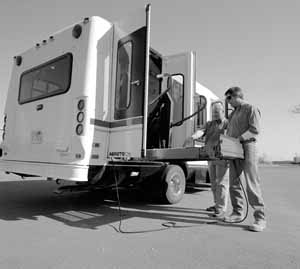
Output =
[
  {"x1": 223, "y1": 212, "x2": 244, "y2": 223},
  {"x1": 212, "y1": 210, "x2": 226, "y2": 219},
  {"x1": 248, "y1": 219, "x2": 266, "y2": 232},
  {"x1": 206, "y1": 205, "x2": 216, "y2": 212}
]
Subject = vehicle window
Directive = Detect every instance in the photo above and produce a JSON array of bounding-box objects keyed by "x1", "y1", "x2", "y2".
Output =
[
  {"x1": 196, "y1": 94, "x2": 207, "y2": 128},
  {"x1": 170, "y1": 74, "x2": 184, "y2": 123},
  {"x1": 115, "y1": 41, "x2": 132, "y2": 114},
  {"x1": 19, "y1": 53, "x2": 72, "y2": 104}
]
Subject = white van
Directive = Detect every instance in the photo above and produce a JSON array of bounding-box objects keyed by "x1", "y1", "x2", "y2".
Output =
[{"x1": 0, "y1": 5, "x2": 241, "y2": 203}]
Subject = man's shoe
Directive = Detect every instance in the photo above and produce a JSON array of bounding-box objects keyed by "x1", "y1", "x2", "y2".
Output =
[
  {"x1": 212, "y1": 210, "x2": 226, "y2": 219},
  {"x1": 223, "y1": 213, "x2": 244, "y2": 223},
  {"x1": 248, "y1": 219, "x2": 266, "y2": 232},
  {"x1": 206, "y1": 205, "x2": 216, "y2": 212}
]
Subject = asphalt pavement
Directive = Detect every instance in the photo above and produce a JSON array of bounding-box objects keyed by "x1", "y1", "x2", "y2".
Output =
[{"x1": 0, "y1": 165, "x2": 299, "y2": 269}]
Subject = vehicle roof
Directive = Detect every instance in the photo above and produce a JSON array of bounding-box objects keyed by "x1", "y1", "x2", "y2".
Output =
[
  {"x1": 14, "y1": 16, "x2": 112, "y2": 56},
  {"x1": 196, "y1": 82, "x2": 219, "y2": 101}
]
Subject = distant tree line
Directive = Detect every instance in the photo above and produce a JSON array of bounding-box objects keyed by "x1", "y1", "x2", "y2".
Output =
[
  {"x1": 291, "y1": 104, "x2": 300, "y2": 113},
  {"x1": 258, "y1": 153, "x2": 272, "y2": 164}
]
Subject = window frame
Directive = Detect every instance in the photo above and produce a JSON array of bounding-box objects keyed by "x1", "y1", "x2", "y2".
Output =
[{"x1": 18, "y1": 53, "x2": 73, "y2": 105}]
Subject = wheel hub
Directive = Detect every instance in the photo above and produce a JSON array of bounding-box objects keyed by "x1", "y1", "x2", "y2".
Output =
[{"x1": 170, "y1": 174, "x2": 182, "y2": 194}]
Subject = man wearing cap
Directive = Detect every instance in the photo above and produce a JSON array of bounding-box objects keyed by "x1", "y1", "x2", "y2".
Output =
[{"x1": 224, "y1": 86, "x2": 266, "y2": 232}]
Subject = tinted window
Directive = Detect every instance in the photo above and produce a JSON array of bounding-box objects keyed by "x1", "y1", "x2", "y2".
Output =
[
  {"x1": 19, "y1": 53, "x2": 72, "y2": 104},
  {"x1": 115, "y1": 42, "x2": 132, "y2": 112}
]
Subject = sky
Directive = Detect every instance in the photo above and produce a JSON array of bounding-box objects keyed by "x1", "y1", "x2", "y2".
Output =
[{"x1": 0, "y1": 0, "x2": 299, "y2": 160}]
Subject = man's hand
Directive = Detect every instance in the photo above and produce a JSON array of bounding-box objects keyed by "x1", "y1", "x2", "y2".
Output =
[
  {"x1": 192, "y1": 130, "x2": 204, "y2": 140},
  {"x1": 238, "y1": 136, "x2": 245, "y2": 143}
]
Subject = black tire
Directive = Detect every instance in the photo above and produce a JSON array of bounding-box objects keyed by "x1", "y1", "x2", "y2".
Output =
[{"x1": 161, "y1": 165, "x2": 186, "y2": 204}]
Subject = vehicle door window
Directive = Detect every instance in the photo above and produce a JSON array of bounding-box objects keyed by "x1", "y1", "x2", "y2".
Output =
[
  {"x1": 170, "y1": 74, "x2": 184, "y2": 123},
  {"x1": 195, "y1": 94, "x2": 207, "y2": 128},
  {"x1": 115, "y1": 41, "x2": 132, "y2": 117}
]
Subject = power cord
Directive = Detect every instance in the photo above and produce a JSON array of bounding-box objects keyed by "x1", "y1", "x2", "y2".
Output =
[
  {"x1": 111, "y1": 163, "x2": 178, "y2": 234},
  {"x1": 170, "y1": 98, "x2": 207, "y2": 128},
  {"x1": 110, "y1": 159, "x2": 249, "y2": 233},
  {"x1": 111, "y1": 163, "x2": 218, "y2": 234}
]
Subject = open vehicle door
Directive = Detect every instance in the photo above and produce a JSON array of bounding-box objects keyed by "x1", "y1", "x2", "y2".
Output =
[
  {"x1": 109, "y1": 5, "x2": 151, "y2": 159},
  {"x1": 161, "y1": 52, "x2": 196, "y2": 148}
]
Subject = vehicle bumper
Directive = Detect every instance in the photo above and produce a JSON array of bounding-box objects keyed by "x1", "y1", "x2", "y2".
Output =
[{"x1": 0, "y1": 160, "x2": 89, "y2": 181}]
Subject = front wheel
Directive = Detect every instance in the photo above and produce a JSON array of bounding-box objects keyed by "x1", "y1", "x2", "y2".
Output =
[{"x1": 161, "y1": 165, "x2": 186, "y2": 204}]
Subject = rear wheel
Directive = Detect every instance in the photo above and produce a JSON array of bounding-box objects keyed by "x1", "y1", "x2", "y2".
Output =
[{"x1": 161, "y1": 165, "x2": 186, "y2": 204}]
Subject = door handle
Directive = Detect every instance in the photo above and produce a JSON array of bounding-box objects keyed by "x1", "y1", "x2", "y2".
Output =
[
  {"x1": 36, "y1": 104, "x2": 43, "y2": 111},
  {"x1": 131, "y1": 80, "x2": 141, "y2": 86}
]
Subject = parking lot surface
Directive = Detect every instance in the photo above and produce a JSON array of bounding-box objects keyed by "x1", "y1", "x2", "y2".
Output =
[{"x1": 0, "y1": 165, "x2": 299, "y2": 269}]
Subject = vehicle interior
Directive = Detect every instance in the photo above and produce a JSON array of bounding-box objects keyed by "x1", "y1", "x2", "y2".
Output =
[{"x1": 146, "y1": 50, "x2": 171, "y2": 149}]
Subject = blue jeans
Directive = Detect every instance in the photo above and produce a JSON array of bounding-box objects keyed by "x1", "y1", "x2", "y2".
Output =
[
  {"x1": 229, "y1": 142, "x2": 265, "y2": 221},
  {"x1": 208, "y1": 160, "x2": 229, "y2": 212}
]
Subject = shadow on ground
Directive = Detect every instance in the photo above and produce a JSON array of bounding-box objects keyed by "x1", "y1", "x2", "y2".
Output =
[{"x1": 0, "y1": 180, "x2": 246, "y2": 231}]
